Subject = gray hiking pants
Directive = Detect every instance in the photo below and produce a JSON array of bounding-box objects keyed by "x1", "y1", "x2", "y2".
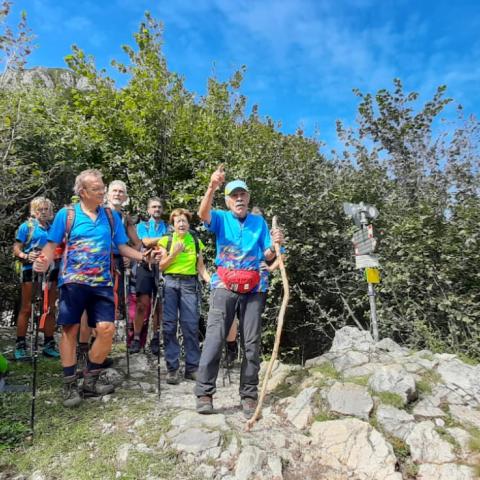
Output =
[{"x1": 194, "y1": 288, "x2": 266, "y2": 400}]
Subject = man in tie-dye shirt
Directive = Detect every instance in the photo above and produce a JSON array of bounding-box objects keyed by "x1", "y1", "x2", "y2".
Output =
[
  {"x1": 194, "y1": 166, "x2": 284, "y2": 419},
  {"x1": 34, "y1": 169, "x2": 158, "y2": 407}
]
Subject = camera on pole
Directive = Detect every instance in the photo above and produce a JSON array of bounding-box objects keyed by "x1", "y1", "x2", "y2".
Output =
[{"x1": 343, "y1": 201, "x2": 381, "y2": 341}]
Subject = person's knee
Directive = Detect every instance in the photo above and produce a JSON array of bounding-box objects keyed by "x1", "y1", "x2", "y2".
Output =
[{"x1": 95, "y1": 322, "x2": 115, "y2": 339}]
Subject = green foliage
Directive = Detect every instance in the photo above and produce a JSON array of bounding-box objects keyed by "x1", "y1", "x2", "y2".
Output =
[
  {"x1": 416, "y1": 369, "x2": 441, "y2": 396},
  {"x1": 373, "y1": 391, "x2": 405, "y2": 409},
  {"x1": 310, "y1": 362, "x2": 341, "y2": 380},
  {"x1": 1, "y1": 7, "x2": 480, "y2": 365}
]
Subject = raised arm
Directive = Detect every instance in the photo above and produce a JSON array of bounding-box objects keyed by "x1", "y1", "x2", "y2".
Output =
[{"x1": 198, "y1": 164, "x2": 225, "y2": 224}]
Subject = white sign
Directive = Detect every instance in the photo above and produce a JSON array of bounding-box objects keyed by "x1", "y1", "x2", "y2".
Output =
[{"x1": 355, "y1": 254, "x2": 380, "y2": 269}]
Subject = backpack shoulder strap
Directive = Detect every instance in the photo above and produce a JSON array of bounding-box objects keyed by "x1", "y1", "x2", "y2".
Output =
[
  {"x1": 166, "y1": 233, "x2": 173, "y2": 255},
  {"x1": 188, "y1": 230, "x2": 200, "y2": 260},
  {"x1": 104, "y1": 207, "x2": 115, "y2": 238},
  {"x1": 62, "y1": 205, "x2": 76, "y2": 275}
]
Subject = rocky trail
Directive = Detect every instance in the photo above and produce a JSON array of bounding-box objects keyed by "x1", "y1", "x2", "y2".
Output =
[{"x1": 1, "y1": 326, "x2": 480, "y2": 479}]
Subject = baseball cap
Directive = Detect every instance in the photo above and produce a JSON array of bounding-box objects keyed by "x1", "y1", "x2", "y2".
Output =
[{"x1": 224, "y1": 180, "x2": 249, "y2": 196}]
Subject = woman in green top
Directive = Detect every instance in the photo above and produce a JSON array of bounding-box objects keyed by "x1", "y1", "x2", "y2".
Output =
[{"x1": 157, "y1": 208, "x2": 210, "y2": 385}]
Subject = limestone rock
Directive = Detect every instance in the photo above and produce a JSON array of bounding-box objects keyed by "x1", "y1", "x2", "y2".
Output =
[
  {"x1": 169, "y1": 427, "x2": 220, "y2": 455},
  {"x1": 118, "y1": 353, "x2": 149, "y2": 372},
  {"x1": 375, "y1": 337, "x2": 405, "y2": 353},
  {"x1": 331, "y1": 350, "x2": 369, "y2": 372},
  {"x1": 436, "y1": 358, "x2": 480, "y2": 402},
  {"x1": 368, "y1": 365, "x2": 417, "y2": 404},
  {"x1": 267, "y1": 455, "x2": 283, "y2": 479},
  {"x1": 285, "y1": 386, "x2": 317, "y2": 429},
  {"x1": 412, "y1": 398, "x2": 446, "y2": 418},
  {"x1": 310, "y1": 418, "x2": 401, "y2": 480},
  {"x1": 326, "y1": 382, "x2": 373, "y2": 420},
  {"x1": 235, "y1": 445, "x2": 266, "y2": 480},
  {"x1": 116, "y1": 443, "x2": 130, "y2": 467},
  {"x1": 330, "y1": 326, "x2": 374, "y2": 353},
  {"x1": 446, "y1": 427, "x2": 473, "y2": 457},
  {"x1": 170, "y1": 410, "x2": 229, "y2": 431},
  {"x1": 449, "y1": 404, "x2": 480, "y2": 429},
  {"x1": 260, "y1": 360, "x2": 297, "y2": 392},
  {"x1": 416, "y1": 463, "x2": 476, "y2": 480},
  {"x1": 375, "y1": 405, "x2": 415, "y2": 441},
  {"x1": 405, "y1": 420, "x2": 456, "y2": 463}
]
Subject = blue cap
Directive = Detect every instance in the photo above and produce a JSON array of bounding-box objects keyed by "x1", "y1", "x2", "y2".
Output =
[{"x1": 224, "y1": 180, "x2": 249, "y2": 196}]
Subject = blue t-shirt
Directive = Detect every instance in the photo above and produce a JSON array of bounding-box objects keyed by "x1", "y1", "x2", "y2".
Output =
[
  {"x1": 48, "y1": 204, "x2": 128, "y2": 287},
  {"x1": 15, "y1": 219, "x2": 50, "y2": 272},
  {"x1": 206, "y1": 210, "x2": 272, "y2": 293},
  {"x1": 136, "y1": 218, "x2": 169, "y2": 240}
]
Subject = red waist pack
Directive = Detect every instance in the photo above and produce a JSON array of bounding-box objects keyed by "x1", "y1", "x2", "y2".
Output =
[{"x1": 217, "y1": 267, "x2": 260, "y2": 294}]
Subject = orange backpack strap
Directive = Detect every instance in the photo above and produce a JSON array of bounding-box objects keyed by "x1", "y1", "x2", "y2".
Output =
[{"x1": 39, "y1": 278, "x2": 49, "y2": 330}]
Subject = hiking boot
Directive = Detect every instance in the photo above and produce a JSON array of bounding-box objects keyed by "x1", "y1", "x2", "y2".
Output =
[
  {"x1": 166, "y1": 370, "x2": 180, "y2": 385},
  {"x1": 184, "y1": 370, "x2": 197, "y2": 381},
  {"x1": 129, "y1": 338, "x2": 141, "y2": 354},
  {"x1": 63, "y1": 375, "x2": 81, "y2": 408},
  {"x1": 82, "y1": 369, "x2": 115, "y2": 397},
  {"x1": 42, "y1": 340, "x2": 60, "y2": 359},
  {"x1": 14, "y1": 341, "x2": 31, "y2": 361},
  {"x1": 196, "y1": 395, "x2": 213, "y2": 414},
  {"x1": 226, "y1": 341, "x2": 238, "y2": 366},
  {"x1": 241, "y1": 397, "x2": 257, "y2": 419},
  {"x1": 149, "y1": 335, "x2": 160, "y2": 356}
]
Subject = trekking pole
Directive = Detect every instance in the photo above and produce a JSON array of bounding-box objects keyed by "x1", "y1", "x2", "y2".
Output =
[
  {"x1": 246, "y1": 216, "x2": 289, "y2": 431},
  {"x1": 156, "y1": 266, "x2": 163, "y2": 399},
  {"x1": 123, "y1": 268, "x2": 130, "y2": 377},
  {"x1": 30, "y1": 271, "x2": 46, "y2": 439}
]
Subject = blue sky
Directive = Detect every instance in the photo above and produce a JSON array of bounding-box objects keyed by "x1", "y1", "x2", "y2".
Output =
[{"x1": 10, "y1": 0, "x2": 480, "y2": 148}]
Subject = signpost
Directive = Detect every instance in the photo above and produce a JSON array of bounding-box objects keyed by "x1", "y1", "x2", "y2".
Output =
[{"x1": 343, "y1": 202, "x2": 381, "y2": 341}]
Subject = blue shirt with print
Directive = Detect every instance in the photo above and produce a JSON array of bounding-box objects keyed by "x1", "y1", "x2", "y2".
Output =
[
  {"x1": 206, "y1": 210, "x2": 272, "y2": 293},
  {"x1": 48, "y1": 204, "x2": 128, "y2": 287},
  {"x1": 136, "y1": 218, "x2": 169, "y2": 240},
  {"x1": 15, "y1": 219, "x2": 50, "y2": 272}
]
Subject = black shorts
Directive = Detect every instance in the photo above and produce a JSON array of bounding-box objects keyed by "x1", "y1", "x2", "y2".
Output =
[
  {"x1": 135, "y1": 263, "x2": 158, "y2": 296},
  {"x1": 22, "y1": 265, "x2": 59, "y2": 284}
]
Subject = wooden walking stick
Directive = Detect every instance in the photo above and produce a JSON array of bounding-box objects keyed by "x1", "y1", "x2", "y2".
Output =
[{"x1": 246, "y1": 216, "x2": 289, "y2": 431}]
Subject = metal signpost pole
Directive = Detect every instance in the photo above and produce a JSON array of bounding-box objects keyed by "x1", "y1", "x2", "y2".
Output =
[{"x1": 343, "y1": 202, "x2": 380, "y2": 341}]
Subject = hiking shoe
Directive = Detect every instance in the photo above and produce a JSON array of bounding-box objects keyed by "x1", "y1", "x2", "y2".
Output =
[
  {"x1": 14, "y1": 341, "x2": 31, "y2": 361},
  {"x1": 226, "y1": 341, "x2": 238, "y2": 366},
  {"x1": 196, "y1": 395, "x2": 213, "y2": 414},
  {"x1": 42, "y1": 340, "x2": 60, "y2": 359},
  {"x1": 63, "y1": 374, "x2": 81, "y2": 408},
  {"x1": 184, "y1": 370, "x2": 197, "y2": 381},
  {"x1": 166, "y1": 370, "x2": 180, "y2": 385},
  {"x1": 82, "y1": 369, "x2": 115, "y2": 397},
  {"x1": 149, "y1": 335, "x2": 160, "y2": 356},
  {"x1": 129, "y1": 338, "x2": 141, "y2": 354},
  {"x1": 241, "y1": 397, "x2": 257, "y2": 419}
]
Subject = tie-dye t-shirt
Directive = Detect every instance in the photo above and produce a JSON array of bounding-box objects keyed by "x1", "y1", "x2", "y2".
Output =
[
  {"x1": 205, "y1": 210, "x2": 272, "y2": 293},
  {"x1": 48, "y1": 204, "x2": 128, "y2": 287},
  {"x1": 15, "y1": 219, "x2": 50, "y2": 272}
]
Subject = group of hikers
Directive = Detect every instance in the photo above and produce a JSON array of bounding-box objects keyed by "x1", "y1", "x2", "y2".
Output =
[{"x1": 12, "y1": 166, "x2": 284, "y2": 419}]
